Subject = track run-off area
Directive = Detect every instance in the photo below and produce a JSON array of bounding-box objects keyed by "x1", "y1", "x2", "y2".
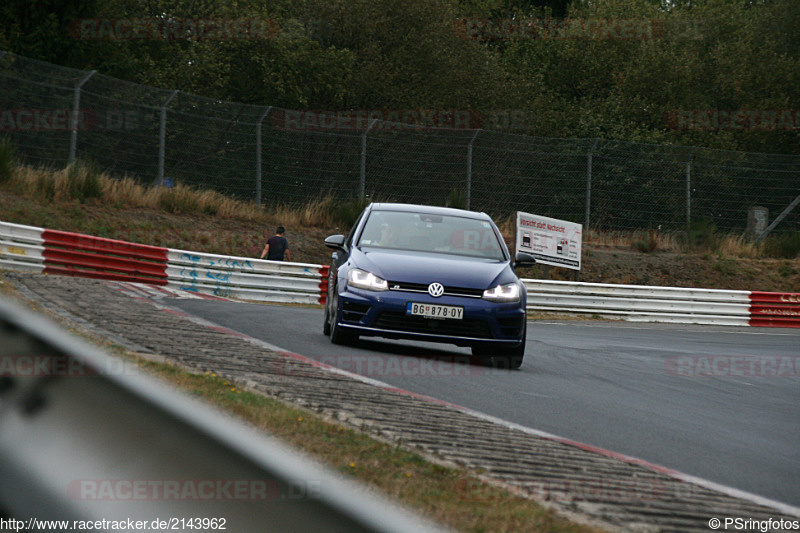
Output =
[
  {"x1": 167, "y1": 297, "x2": 800, "y2": 508},
  {"x1": 6, "y1": 274, "x2": 799, "y2": 531}
]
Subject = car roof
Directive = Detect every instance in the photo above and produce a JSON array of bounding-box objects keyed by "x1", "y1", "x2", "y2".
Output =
[{"x1": 368, "y1": 203, "x2": 491, "y2": 221}]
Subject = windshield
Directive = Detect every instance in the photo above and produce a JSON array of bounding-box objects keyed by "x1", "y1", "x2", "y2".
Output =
[{"x1": 357, "y1": 210, "x2": 506, "y2": 261}]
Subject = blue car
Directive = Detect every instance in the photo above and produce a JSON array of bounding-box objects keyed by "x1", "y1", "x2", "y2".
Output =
[{"x1": 323, "y1": 203, "x2": 535, "y2": 369}]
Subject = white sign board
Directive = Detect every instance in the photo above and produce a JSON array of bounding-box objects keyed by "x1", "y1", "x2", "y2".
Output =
[{"x1": 516, "y1": 212, "x2": 582, "y2": 270}]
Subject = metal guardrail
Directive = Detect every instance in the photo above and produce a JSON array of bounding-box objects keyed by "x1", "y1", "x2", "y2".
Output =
[
  {"x1": 0, "y1": 220, "x2": 45, "y2": 273},
  {"x1": 0, "y1": 296, "x2": 449, "y2": 532},
  {"x1": 523, "y1": 279, "x2": 753, "y2": 326},
  {"x1": 2, "y1": 220, "x2": 798, "y2": 326},
  {"x1": 0, "y1": 221, "x2": 328, "y2": 305},
  {"x1": 167, "y1": 249, "x2": 328, "y2": 304}
]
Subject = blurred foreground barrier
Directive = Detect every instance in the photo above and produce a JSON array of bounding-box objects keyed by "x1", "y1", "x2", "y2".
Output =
[
  {"x1": 0, "y1": 296, "x2": 449, "y2": 532},
  {"x1": 1, "y1": 220, "x2": 797, "y2": 326}
]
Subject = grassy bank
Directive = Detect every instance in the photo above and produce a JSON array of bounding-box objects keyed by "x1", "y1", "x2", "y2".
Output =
[{"x1": 0, "y1": 153, "x2": 798, "y2": 292}]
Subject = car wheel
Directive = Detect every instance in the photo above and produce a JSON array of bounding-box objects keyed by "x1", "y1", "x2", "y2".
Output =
[
  {"x1": 323, "y1": 273, "x2": 333, "y2": 335},
  {"x1": 323, "y1": 298, "x2": 331, "y2": 335},
  {"x1": 472, "y1": 325, "x2": 526, "y2": 370},
  {"x1": 329, "y1": 292, "x2": 358, "y2": 346},
  {"x1": 495, "y1": 325, "x2": 526, "y2": 369}
]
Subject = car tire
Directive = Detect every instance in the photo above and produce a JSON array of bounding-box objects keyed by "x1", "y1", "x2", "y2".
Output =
[
  {"x1": 323, "y1": 299, "x2": 331, "y2": 335},
  {"x1": 323, "y1": 275, "x2": 333, "y2": 336},
  {"x1": 472, "y1": 326, "x2": 526, "y2": 370},
  {"x1": 329, "y1": 292, "x2": 358, "y2": 346},
  {"x1": 495, "y1": 325, "x2": 526, "y2": 369}
]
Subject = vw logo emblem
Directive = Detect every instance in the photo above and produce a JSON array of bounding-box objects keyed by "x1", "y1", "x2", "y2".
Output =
[{"x1": 428, "y1": 282, "x2": 444, "y2": 298}]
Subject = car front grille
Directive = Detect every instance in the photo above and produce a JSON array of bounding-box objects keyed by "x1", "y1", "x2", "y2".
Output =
[
  {"x1": 387, "y1": 281, "x2": 484, "y2": 299},
  {"x1": 373, "y1": 312, "x2": 493, "y2": 339}
]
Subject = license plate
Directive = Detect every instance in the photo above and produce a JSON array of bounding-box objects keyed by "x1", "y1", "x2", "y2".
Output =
[{"x1": 406, "y1": 302, "x2": 464, "y2": 320}]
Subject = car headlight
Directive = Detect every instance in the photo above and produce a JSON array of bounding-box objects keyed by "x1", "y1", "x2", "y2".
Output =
[
  {"x1": 483, "y1": 282, "x2": 520, "y2": 302},
  {"x1": 348, "y1": 268, "x2": 388, "y2": 291}
]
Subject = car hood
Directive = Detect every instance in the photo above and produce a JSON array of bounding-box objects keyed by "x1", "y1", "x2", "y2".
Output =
[{"x1": 353, "y1": 248, "x2": 515, "y2": 289}]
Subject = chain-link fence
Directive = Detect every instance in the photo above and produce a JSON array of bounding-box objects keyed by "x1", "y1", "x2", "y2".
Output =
[{"x1": 1, "y1": 51, "x2": 798, "y2": 234}]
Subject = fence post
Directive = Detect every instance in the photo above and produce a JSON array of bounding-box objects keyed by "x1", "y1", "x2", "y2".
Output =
[
  {"x1": 585, "y1": 138, "x2": 600, "y2": 229},
  {"x1": 756, "y1": 192, "x2": 800, "y2": 243},
  {"x1": 255, "y1": 106, "x2": 272, "y2": 206},
  {"x1": 157, "y1": 90, "x2": 179, "y2": 186},
  {"x1": 360, "y1": 119, "x2": 378, "y2": 199},
  {"x1": 686, "y1": 148, "x2": 695, "y2": 234},
  {"x1": 466, "y1": 129, "x2": 481, "y2": 210},
  {"x1": 68, "y1": 70, "x2": 96, "y2": 164}
]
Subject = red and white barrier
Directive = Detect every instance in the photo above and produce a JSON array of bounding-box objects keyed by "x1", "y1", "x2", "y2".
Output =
[
  {"x1": 749, "y1": 292, "x2": 800, "y2": 328},
  {"x1": 1, "y1": 221, "x2": 327, "y2": 305},
  {"x1": 1, "y1": 220, "x2": 797, "y2": 326},
  {"x1": 41, "y1": 229, "x2": 169, "y2": 285}
]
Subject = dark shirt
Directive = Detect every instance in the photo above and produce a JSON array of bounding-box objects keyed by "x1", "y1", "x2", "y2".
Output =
[{"x1": 266, "y1": 235, "x2": 289, "y2": 260}]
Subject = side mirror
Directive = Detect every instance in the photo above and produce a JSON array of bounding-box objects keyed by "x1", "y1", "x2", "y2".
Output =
[
  {"x1": 514, "y1": 252, "x2": 536, "y2": 268},
  {"x1": 324, "y1": 234, "x2": 346, "y2": 251}
]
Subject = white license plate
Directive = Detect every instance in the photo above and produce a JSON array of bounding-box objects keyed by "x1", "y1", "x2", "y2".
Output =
[{"x1": 406, "y1": 302, "x2": 464, "y2": 320}]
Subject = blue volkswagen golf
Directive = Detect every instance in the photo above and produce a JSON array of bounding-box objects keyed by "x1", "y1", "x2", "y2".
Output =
[{"x1": 323, "y1": 203, "x2": 535, "y2": 368}]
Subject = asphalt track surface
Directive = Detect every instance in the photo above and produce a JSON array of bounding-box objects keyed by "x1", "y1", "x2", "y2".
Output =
[{"x1": 168, "y1": 299, "x2": 800, "y2": 508}]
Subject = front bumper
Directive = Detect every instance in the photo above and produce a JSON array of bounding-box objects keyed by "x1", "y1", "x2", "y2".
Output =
[{"x1": 337, "y1": 287, "x2": 526, "y2": 346}]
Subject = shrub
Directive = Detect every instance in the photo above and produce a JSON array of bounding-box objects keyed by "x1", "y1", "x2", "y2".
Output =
[
  {"x1": 332, "y1": 197, "x2": 369, "y2": 226},
  {"x1": 0, "y1": 137, "x2": 16, "y2": 184},
  {"x1": 66, "y1": 159, "x2": 103, "y2": 202},
  {"x1": 763, "y1": 232, "x2": 800, "y2": 259},
  {"x1": 632, "y1": 231, "x2": 658, "y2": 253},
  {"x1": 446, "y1": 188, "x2": 466, "y2": 209},
  {"x1": 689, "y1": 218, "x2": 718, "y2": 249}
]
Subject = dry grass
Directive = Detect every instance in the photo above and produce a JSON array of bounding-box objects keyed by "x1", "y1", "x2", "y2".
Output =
[
  {"x1": 5, "y1": 162, "x2": 344, "y2": 228},
  {"x1": 4, "y1": 161, "x2": 796, "y2": 259}
]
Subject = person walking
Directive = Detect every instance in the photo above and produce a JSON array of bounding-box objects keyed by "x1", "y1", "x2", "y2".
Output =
[{"x1": 260, "y1": 226, "x2": 291, "y2": 261}]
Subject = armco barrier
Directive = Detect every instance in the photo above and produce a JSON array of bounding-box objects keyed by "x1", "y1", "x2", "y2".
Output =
[
  {"x1": 0, "y1": 220, "x2": 45, "y2": 273},
  {"x1": 167, "y1": 249, "x2": 328, "y2": 304},
  {"x1": 749, "y1": 292, "x2": 800, "y2": 328},
  {"x1": 1, "y1": 220, "x2": 798, "y2": 327},
  {"x1": 42, "y1": 229, "x2": 169, "y2": 284},
  {"x1": 0, "y1": 220, "x2": 328, "y2": 305},
  {"x1": 522, "y1": 279, "x2": 755, "y2": 327}
]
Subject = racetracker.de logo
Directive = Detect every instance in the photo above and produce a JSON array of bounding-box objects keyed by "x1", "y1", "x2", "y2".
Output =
[
  {"x1": 665, "y1": 109, "x2": 800, "y2": 131},
  {"x1": 0, "y1": 109, "x2": 94, "y2": 131},
  {"x1": 272, "y1": 355, "x2": 485, "y2": 377},
  {"x1": 270, "y1": 109, "x2": 484, "y2": 131},
  {"x1": 455, "y1": 18, "x2": 704, "y2": 41},
  {"x1": 665, "y1": 356, "x2": 799, "y2": 377},
  {"x1": 67, "y1": 18, "x2": 280, "y2": 41},
  {"x1": 67, "y1": 479, "x2": 321, "y2": 501}
]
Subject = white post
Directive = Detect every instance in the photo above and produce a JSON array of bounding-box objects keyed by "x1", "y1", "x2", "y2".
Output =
[
  {"x1": 359, "y1": 119, "x2": 378, "y2": 199},
  {"x1": 68, "y1": 70, "x2": 96, "y2": 164},
  {"x1": 256, "y1": 106, "x2": 272, "y2": 206},
  {"x1": 157, "y1": 90, "x2": 179, "y2": 185},
  {"x1": 466, "y1": 129, "x2": 481, "y2": 210},
  {"x1": 585, "y1": 138, "x2": 599, "y2": 229}
]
